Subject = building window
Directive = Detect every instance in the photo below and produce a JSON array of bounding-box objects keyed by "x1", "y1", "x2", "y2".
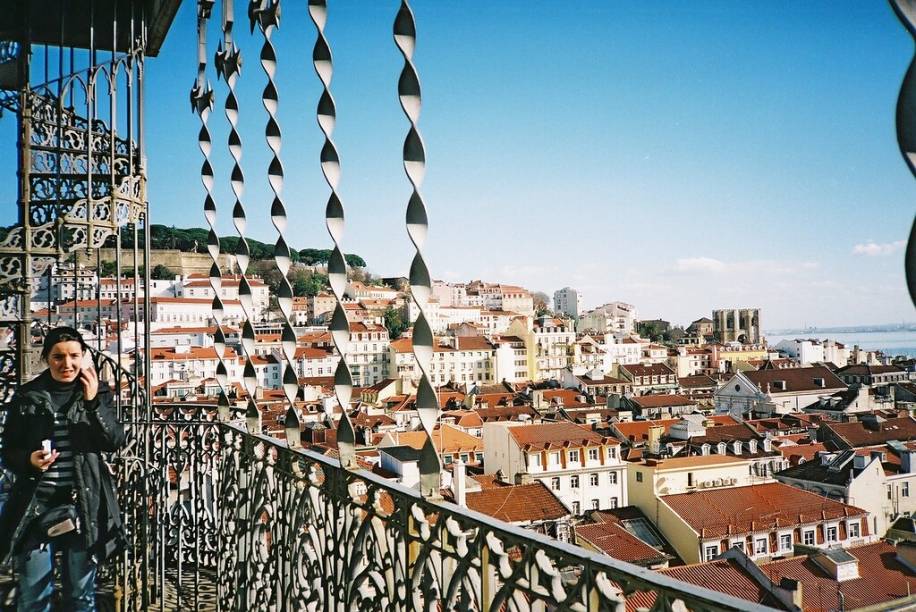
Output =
[
  {"x1": 609, "y1": 497, "x2": 618, "y2": 508},
  {"x1": 591, "y1": 499, "x2": 599, "y2": 510},
  {"x1": 849, "y1": 521, "x2": 860, "y2": 539},
  {"x1": 609, "y1": 472, "x2": 618, "y2": 485},
  {"x1": 704, "y1": 545, "x2": 719, "y2": 561},
  {"x1": 731, "y1": 540, "x2": 744, "y2": 553},
  {"x1": 779, "y1": 534, "x2": 791, "y2": 551},
  {"x1": 609, "y1": 447, "x2": 617, "y2": 459},
  {"x1": 803, "y1": 530, "x2": 815, "y2": 546},
  {"x1": 826, "y1": 526, "x2": 838, "y2": 543},
  {"x1": 569, "y1": 450, "x2": 580, "y2": 463},
  {"x1": 443, "y1": 456, "x2": 453, "y2": 465},
  {"x1": 475, "y1": 452, "x2": 483, "y2": 463},
  {"x1": 687, "y1": 472, "x2": 694, "y2": 487},
  {"x1": 551, "y1": 477, "x2": 560, "y2": 491},
  {"x1": 572, "y1": 501, "x2": 580, "y2": 515},
  {"x1": 588, "y1": 448, "x2": 599, "y2": 461},
  {"x1": 551, "y1": 452, "x2": 560, "y2": 465},
  {"x1": 904, "y1": 483, "x2": 910, "y2": 498},
  {"x1": 755, "y1": 538, "x2": 767, "y2": 556},
  {"x1": 570, "y1": 475, "x2": 580, "y2": 489},
  {"x1": 636, "y1": 471, "x2": 643, "y2": 483},
  {"x1": 460, "y1": 453, "x2": 469, "y2": 463},
  {"x1": 589, "y1": 473, "x2": 599, "y2": 487}
]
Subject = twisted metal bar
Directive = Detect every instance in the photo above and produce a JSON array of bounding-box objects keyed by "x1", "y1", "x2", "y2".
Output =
[
  {"x1": 212, "y1": 0, "x2": 242, "y2": 422},
  {"x1": 394, "y1": 0, "x2": 440, "y2": 497},
  {"x1": 889, "y1": 0, "x2": 916, "y2": 308},
  {"x1": 309, "y1": 0, "x2": 356, "y2": 467},
  {"x1": 248, "y1": 0, "x2": 299, "y2": 442}
]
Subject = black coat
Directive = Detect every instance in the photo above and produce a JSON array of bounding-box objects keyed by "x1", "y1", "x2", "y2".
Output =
[{"x1": 0, "y1": 370, "x2": 126, "y2": 565}]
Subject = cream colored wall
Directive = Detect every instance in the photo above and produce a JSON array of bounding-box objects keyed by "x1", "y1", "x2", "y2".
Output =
[
  {"x1": 652, "y1": 462, "x2": 752, "y2": 496},
  {"x1": 652, "y1": 496, "x2": 702, "y2": 564}
]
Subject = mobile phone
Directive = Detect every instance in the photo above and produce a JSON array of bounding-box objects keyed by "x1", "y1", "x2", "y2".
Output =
[
  {"x1": 81, "y1": 352, "x2": 93, "y2": 371},
  {"x1": 41, "y1": 439, "x2": 51, "y2": 455}
]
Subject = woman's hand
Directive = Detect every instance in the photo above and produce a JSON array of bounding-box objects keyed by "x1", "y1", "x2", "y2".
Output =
[
  {"x1": 30, "y1": 449, "x2": 59, "y2": 471},
  {"x1": 80, "y1": 366, "x2": 98, "y2": 401}
]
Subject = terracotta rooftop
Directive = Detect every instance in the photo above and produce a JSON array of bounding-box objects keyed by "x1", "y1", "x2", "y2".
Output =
[
  {"x1": 620, "y1": 363, "x2": 675, "y2": 378},
  {"x1": 626, "y1": 558, "x2": 773, "y2": 611},
  {"x1": 463, "y1": 482, "x2": 568, "y2": 523},
  {"x1": 613, "y1": 415, "x2": 738, "y2": 444},
  {"x1": 576, "y1": 521, "x2": 669, "y2": 567},
  {"x1": 386, "y1": 425, "x2": 483, "y2": 454},
  {"x1": 640, "y1": 455, "x2": 748, "y2": 470},
  {"x1": 629, "y1": 394, "x2": 696, "y2": 409},
  {"x1": 677, "y1": 374, "x2": 718, "y2": 388},
  {"x1": 758, "y1": 541, "x2": 916, "y2": 611},
  {"x1": 743, "y1": 365, "x2": 846, "y2": 394},
  {"x1": 508, "y1": 422, "x2": 614, "y2": 450},
  {"x1": 661, "y1": 482, "x2": 868, "y2": 538},
  {"x1": 823, "y1": 416, "x2": 916, "y2": 448},
  {"x1": 629, "y1": 542, "x2": 916, "y2": 612}
]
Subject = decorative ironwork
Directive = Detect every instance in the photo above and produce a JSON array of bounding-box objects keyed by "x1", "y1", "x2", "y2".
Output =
[
  {"x1": 890, "y1": 0, "x2": 916, "y2": 307},
  {"x1": 308, "y1": 0, "x2": 356, "y2": 467},
  {"x1": 212, "y1": 421, "x2": 774, "y2": 611},
  {"x1": 395, "y1": 0, "x2": 440, "y2": 497}
]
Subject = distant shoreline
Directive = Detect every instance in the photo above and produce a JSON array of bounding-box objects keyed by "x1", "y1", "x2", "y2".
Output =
[{"x1": 766, "y1": 323, "x2": 916, "y2": 336}]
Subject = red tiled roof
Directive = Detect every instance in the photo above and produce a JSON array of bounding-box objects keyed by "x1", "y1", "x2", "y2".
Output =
[
  {"x1": 464, "y1": 482, "x2": 567, "y2": 523},
  {"x1": 823, "y1": 417, "x2": 916, "y2": 448},
  {"x1": 620, "y1": 363, "x2": 675, "y2": 378},
  {"x1": 661, "y1": 483, "x2": 868, "y2": 538},
  {"x1": 508, "y1": 422, "x2": 614, "y2": 449},
  {"x1": 613, "y1": 415, "x2": 737, "y2": 443},
  {"x1": 576, "y1": 522, "x2": 668, "y2": 566},
  {"x1": 629, "y1": 394, "x2": 696, "y2": 409},
  {"x1": 759, "y1": 542, "x2": 916, "y2": 610},
  {"x1": 626, "y1": 558, "x2": 770, "y2": 611},
  {"x1": 743, "y1": 365, "x2": 846, "y2": 394},
  {"x1": 677, "y1": 375, "x2": 718, "y2": 388}
]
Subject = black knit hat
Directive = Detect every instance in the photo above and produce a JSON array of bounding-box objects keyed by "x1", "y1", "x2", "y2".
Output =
[{"x1": 40, "y1": 326, "x2": 88, "y2": 361}]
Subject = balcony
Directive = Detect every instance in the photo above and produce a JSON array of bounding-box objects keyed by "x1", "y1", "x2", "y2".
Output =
[{"x1": 1, "y1": 0, "x2": 915, "y2": 610}]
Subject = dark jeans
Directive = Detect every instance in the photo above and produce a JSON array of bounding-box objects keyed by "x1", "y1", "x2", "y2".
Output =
[
  {"x1": 15, "y1": 488, "x2": 96, "y2": 612},
  {"x1": 15, "y1": 533, "x2": 96, "y2": 612}
]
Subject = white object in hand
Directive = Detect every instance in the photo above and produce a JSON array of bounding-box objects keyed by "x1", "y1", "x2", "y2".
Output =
[{"x1": 41, "y1": 439, "x2": 51, "y2": 456}]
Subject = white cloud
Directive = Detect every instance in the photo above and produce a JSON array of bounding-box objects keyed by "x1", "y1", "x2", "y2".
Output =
[
  {"x1": 852, "y1": 240, "x2": 906, "y2": 256},
  {"x1": 672, "y1": 257, "x2": 818, "y2": 275},
  {"x1": 674, "y1": 257, "x2": 727, "y2": 272}
]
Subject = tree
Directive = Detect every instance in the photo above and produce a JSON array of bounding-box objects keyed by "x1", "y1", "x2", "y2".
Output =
[
  {"x1": 532, "y1": 291, "x2": 551, "y2": 317},
  {"x1": 383, "y1": 307, "x2": 408, "y2": 339},
  {"x1": 150, "y1": 264, "x2": 175, "y2": 280},
  {"x1": 292, "y1": 271, "x2": 328, "y2": 297},
  {"x1": 344, "y1": 254, "x2": 366, "y2": 268}
]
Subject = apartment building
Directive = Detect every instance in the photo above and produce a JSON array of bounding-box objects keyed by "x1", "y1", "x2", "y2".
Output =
[{"x1": 483, "y1": 421, "x2": 626, "y2": 514}]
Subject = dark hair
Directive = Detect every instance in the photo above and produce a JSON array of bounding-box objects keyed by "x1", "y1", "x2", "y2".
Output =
[{"x1": 40, "y1": 326, "x2": 88, "y2": 361}]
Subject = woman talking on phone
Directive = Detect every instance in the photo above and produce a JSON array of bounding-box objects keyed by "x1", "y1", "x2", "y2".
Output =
[{"x1": 0, "y1": 327, "x2": 125, "y2": 611}]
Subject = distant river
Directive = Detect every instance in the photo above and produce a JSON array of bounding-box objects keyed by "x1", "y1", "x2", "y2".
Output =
[{"x1": 765, "y1": 330, "x2": 916, "y2": 358}]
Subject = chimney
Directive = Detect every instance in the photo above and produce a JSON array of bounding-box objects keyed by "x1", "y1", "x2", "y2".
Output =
[
  {"x1": 647, "y1": 424, "x2": 663, "y2": 455},
  {"x1": 453, "y1": 460, "x2": 467, "y2": 507},
  {"x1": 779, "y1": 578, "x2": 803, "y2": 610},
  {"x1": 807, "y1": 426, "x2": 818, "y2": 443}
]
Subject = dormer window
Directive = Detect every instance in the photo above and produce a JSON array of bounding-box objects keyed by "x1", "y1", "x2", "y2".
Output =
[
  {"x1": 569, "y1": 450, "x2": 580, "y2": 463},
  {"x1": 701, "y1": 444, "x2": 710, "y2": 456},
  {"x1": 733, "y1": 441, "x2": 742, "y2": 455},
  {"x1": 717, "y1": 442, "x2": 727, "y2": 455},
  {"x1": 748, "y1": 440, "x2": 758, "y2": 453},
  {"x1": 763, "y1": 438, "x2": 772, "y2": 452}
]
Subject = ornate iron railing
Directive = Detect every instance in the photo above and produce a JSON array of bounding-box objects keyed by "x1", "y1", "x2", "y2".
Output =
[{"x1": 209, "y1": 419, "x2": 773, "y2": 611}]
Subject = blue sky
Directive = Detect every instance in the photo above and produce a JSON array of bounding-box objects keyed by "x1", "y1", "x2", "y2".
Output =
[{"x1": 2, "y1": 1, "x2": 914, "y2": 329}]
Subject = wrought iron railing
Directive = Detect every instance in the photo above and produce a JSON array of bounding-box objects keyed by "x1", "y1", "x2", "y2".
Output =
[{"x1": 208, "y1": 420, "x2": 774, "y2": 611}]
